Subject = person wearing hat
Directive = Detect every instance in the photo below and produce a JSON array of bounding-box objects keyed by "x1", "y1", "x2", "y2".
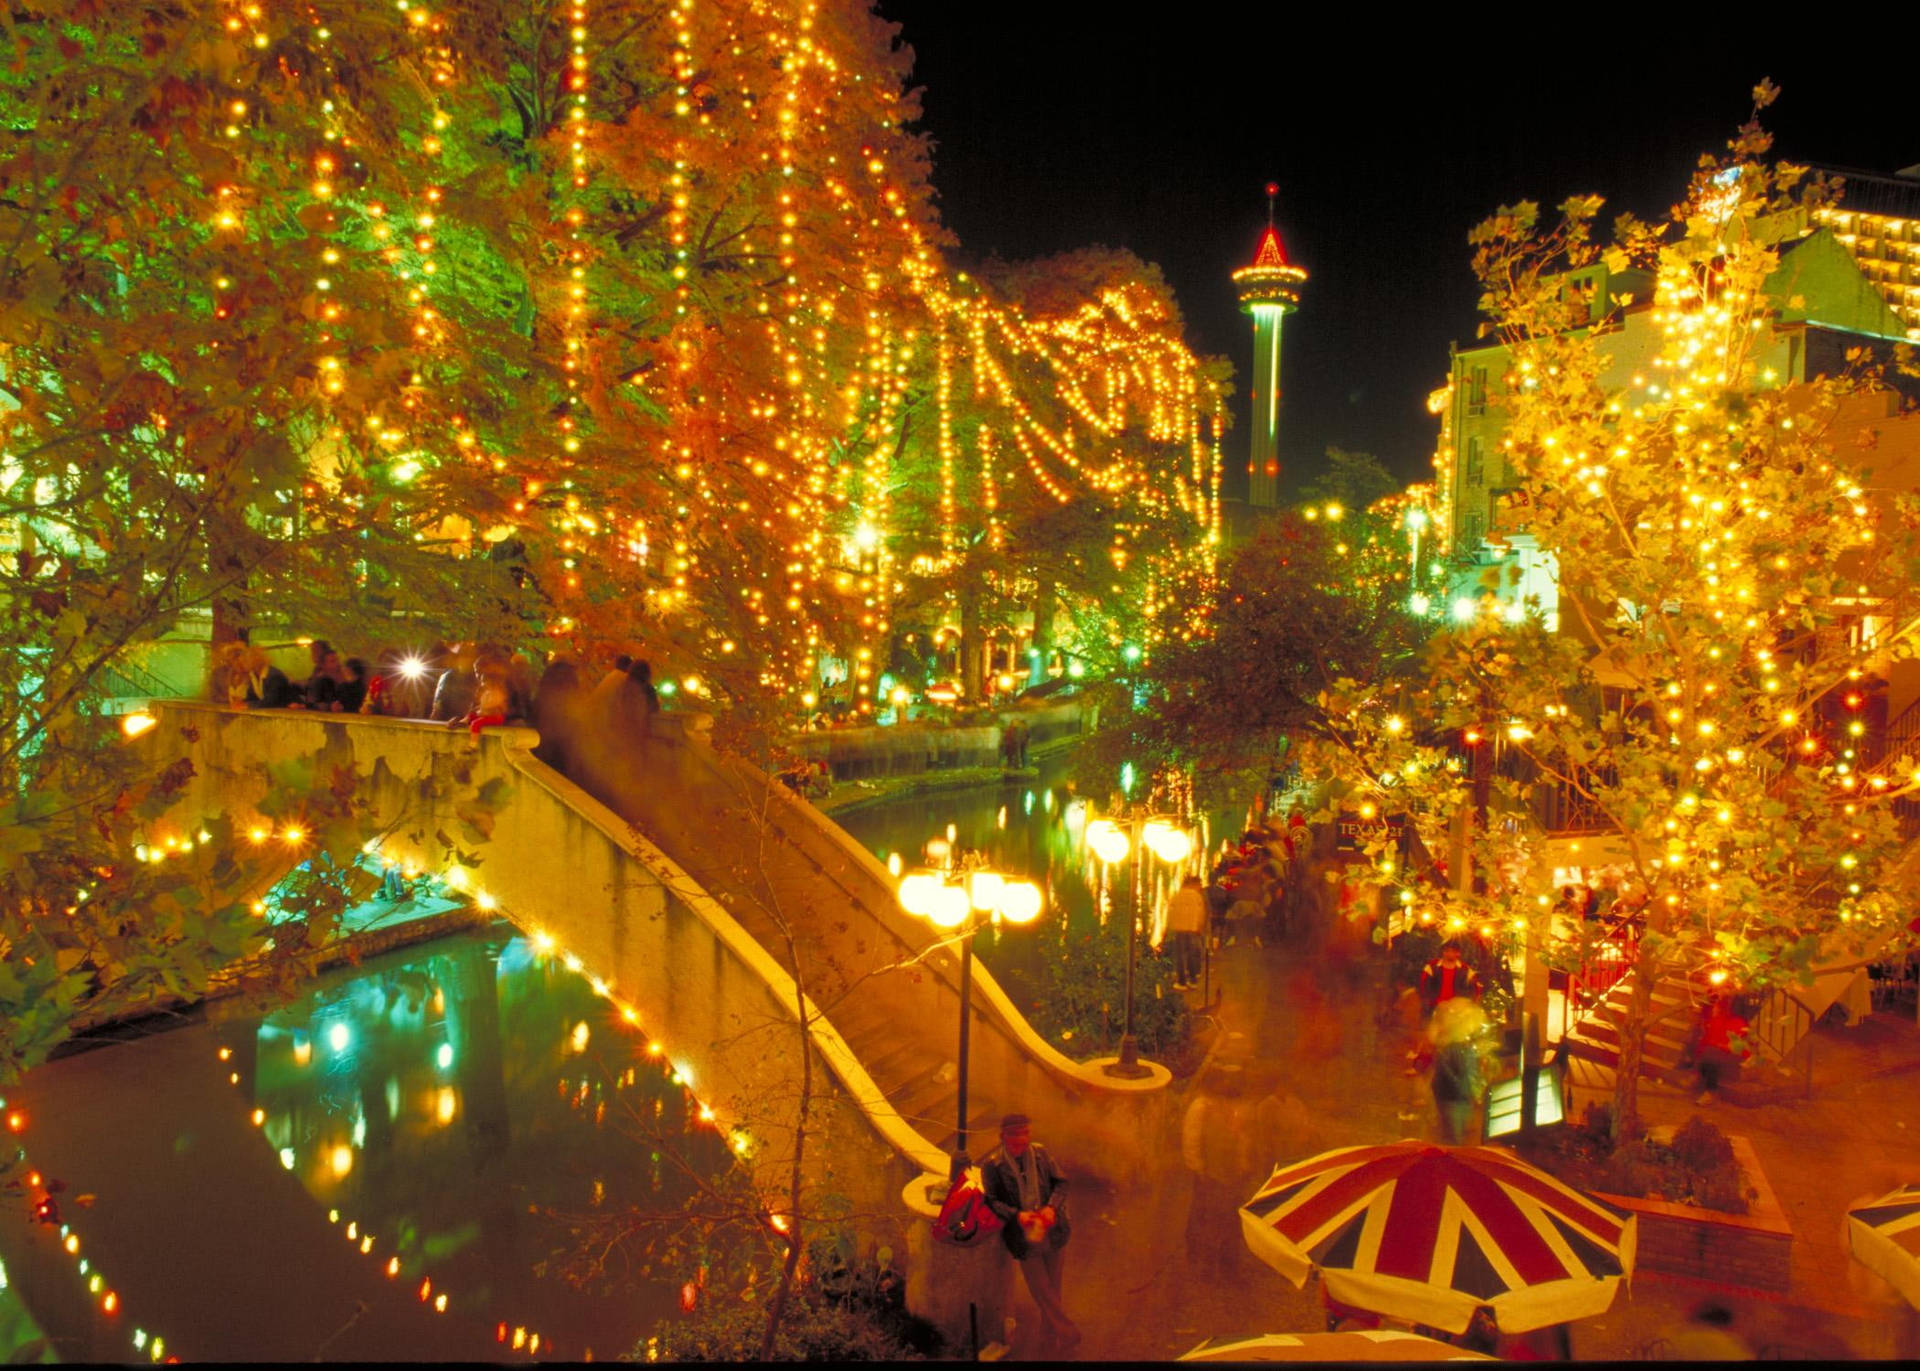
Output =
[{"x1": 980, "y1": 1113, "x2": 1078, "y2": 1348}]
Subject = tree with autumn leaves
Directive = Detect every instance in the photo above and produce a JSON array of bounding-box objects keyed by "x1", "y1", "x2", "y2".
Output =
[
  {"x1": 0, "y1": 1, "x2": 1222, "y2": 1356},
  {"x1": 881, "y1": 247, "x2": 1229, "y2": 705},
  {"x1": 1310, "y1": 94, "x2": 1920, "y2": 1133}
]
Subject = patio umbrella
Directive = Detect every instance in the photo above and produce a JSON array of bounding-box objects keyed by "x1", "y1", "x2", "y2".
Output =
[
  {"x1": 1847, "y1": 1182, "x2": 1920, "y2": 1308},
  {"x1": 1239, "y1": 1140, "x2": 1635, "y2": 1335},
  {"x1": 1180, "y1": 1330, "x2": 1491, "y2": 1361}
]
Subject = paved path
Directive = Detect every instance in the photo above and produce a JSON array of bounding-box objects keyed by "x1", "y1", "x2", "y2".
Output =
[{"x1": 991, "y1": 928, "x2": 1920, "y2": 1361}]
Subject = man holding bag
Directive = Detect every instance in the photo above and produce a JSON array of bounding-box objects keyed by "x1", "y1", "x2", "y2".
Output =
[{"x1": 981, "y1": 1114, "x2": 1079, "y2": 1348}]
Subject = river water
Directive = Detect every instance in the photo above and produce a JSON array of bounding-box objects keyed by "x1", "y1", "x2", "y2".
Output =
[
  {"x1": 0, "y1": 763, "x2": 1244, "y2": 1363},
  {"x1": 0, "y1": 927, "x2": 726, "y2": 1363}
]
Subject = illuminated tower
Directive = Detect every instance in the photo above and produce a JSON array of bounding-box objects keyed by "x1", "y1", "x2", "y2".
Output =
[{"x1": 1232, "y1": 184, "x2": 1307, "y2": 507}]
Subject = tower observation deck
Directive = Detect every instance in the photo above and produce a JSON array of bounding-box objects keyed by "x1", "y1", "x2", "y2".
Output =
[{"x1": 1232, "y1": 185, "x2": 1307, "y2": 508}]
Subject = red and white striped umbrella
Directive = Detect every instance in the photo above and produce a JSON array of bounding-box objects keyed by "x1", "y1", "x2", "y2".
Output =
[
  {"x1": 1180, "y1": 1330, "x2": 1491, "y2": 1361},
  {"x1": 1239, "y1": 1141, "x2": 1635, "y2": 1335},
  {"x1": 1847, "y1": 1182, "x2": 1920, "y2": 1308}
]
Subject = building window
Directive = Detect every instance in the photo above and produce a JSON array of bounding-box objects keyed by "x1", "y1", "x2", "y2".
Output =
[
  {"x1": 1465, "y1": 436, "x2": 1484, "y2": 487},
  {"x1": 1463, "y1": 511, "x2": 1485, "y2": 547},
  {"x1": 1466, "y1": 366, "x2": 1488, "y2": 416}
]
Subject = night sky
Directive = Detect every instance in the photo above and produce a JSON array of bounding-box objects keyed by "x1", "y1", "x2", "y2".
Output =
[{"x1": 877, "y1": 10, "x2": 1919, "y2": 497}]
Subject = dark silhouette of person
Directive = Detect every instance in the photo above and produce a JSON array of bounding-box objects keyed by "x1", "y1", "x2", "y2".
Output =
[{"x1": 530, "y1": 657, "x2": 584, "y2": 773}]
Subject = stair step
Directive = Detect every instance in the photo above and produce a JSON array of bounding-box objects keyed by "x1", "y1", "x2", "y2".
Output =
[
  {"x1": 928, "y1": 1110, "x2": 1006, "y2": 1158},
  {"x1": 1571, "y1": 1019, "x2": 1690, "y2": 1054},
  {"x1": 896, "y1": 1086, "x2": 961, "y2": 1137},
  {"x1": 823, "y1": 997, "x2": 895, "y2": 1042},
  {"x1": 880, "y1": 1055, "x2": 956, "y2": 1110},
  {"x1": 1560, "y1": 1031, "x2": 1620, "y2": 1067},
  {"x1": 855, "y1": 1039, "x2": 925, "y2": 1087}
]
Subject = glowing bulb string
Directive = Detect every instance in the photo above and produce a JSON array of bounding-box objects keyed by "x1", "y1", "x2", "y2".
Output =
[{"x1": 1, "y1": 1102, "x2": 159, "y2": 1360}]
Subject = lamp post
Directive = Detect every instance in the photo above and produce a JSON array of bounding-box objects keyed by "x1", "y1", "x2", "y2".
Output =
[
  {"x1": 896, "y1": 830, "x2": 1045, "y2": 1174},
  {"x1": 1085, "y1": 812, "x2": 1195, "y2": 1078}
]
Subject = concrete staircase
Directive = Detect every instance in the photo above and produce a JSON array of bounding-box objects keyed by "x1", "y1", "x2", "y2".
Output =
[
  {"x1": 821, "y1": 992, "x2": 1005, "y2": 1161},
  {"x1": 1558, "y1": 968, "x2": 1703, "y2": 1092}
]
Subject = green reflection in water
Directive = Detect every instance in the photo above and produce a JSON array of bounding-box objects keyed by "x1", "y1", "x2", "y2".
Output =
[{"x1": 242, "y1": 926, "x2": 729, "y2": 1360}]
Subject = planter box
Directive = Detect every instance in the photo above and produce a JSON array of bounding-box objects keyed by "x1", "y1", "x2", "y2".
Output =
[{"x1": 1592, "y1": 1135, "x2": 1791, "y2": 1294}]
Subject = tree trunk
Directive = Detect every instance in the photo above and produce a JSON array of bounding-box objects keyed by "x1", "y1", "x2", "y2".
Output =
[
  {"x1": 1028, "y1": 577, "x2": 1055, "y2": 687},
  {"x1": 1611, "y1": 947, "x2": 1658, "y2": 1140},
  {"x1": 960, "y1": 588, "x2": 984, "y2": 704}
]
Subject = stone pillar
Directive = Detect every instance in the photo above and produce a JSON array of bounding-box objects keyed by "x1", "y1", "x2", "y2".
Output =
[{"x1": 900, "y1": 1176, "x2": 1013, "y2": 1355}]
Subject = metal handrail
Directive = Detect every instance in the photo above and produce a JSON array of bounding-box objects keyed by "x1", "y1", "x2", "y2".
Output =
[
  {"x1": 1747, "y1": 984, "x2": 1816, "y2": 1097},
  {"x1": 1566, "y1": 917, "x2": 1639, "y2": 1014}
]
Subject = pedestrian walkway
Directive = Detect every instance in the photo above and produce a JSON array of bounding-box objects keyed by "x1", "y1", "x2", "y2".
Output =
[{"x1": 998, "y1": 926, "x2": 1920, "y2": 1362}]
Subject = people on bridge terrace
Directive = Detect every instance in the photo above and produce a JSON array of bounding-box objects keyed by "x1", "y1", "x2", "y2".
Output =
[
  {"x1": 530, "y1": 655, "x2": 584, "y2": 773},
  {"x1": 298, "y1": 645, "x2": 355, "y2": 712},
  {"x1": 362, "y1": 646, "x2": 438, "y2": 719},
  {"x1": 619, "y1": 659, "x2": 661, "y2": 738},
  {"x1": 235, "y1": 644, "x2": 297, "y2": 709},
  {"x1": 449, "y1": 647, "x2": 524, "y2": 735},
  {"x1": 430, "y1": 642, "x2": 478, "y2": 722}
]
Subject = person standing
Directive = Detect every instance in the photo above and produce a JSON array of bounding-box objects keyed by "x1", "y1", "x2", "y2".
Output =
[
  {"x1": 1694, "y1": 994, "x2": 1750, "y2": 1104},
  {"x1": 430, "y1": 643, "x2": 478, "y2": 722},
  {"x1": 300, "y1": 647, "x2": 351, "y2": 711},
  {"x1": 1430, "y1": 1033, "x2": 1487, "y2": 1145},
  {"x1": 981, "y1": 1114, "x2": 1079, "y2": 1349},
  {"x1": 620, "y1": 659, "x2": 662, "y2": 740},
  {"x1": 1225, "y1": 864, "x2": 1268, "y2": 948},
  {"x1": 530, "y1": 656, "x2": 584, "y2": 773},
  {"x1": 1419, "y1": 942, "x2": 1480, "y2": 1016},
  {"x1": 336, "y1": 657, "x2": 370, "y2": 714},
  {"x1": 1181, "y1": 1065, "x2": 1255, "y2": 1275},
  {"x1": 1166, "y1": 875, "x2": 1208, "y2": 989}
]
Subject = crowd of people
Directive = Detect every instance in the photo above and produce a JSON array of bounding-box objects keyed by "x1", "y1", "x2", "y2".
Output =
[
  {"x1": 208, "y1": 640, "x2": 663, "y2": 753},
  {"x1": 1209, "y1": 813, "x2": 1308, "y2": 945}
]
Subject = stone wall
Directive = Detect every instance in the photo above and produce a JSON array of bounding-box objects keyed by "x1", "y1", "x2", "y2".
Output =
[
  {"x1": 144, "y1": 702, "x2": 1167, "y2": 1352},
  {"x1": 789, "y1": 701, "x2": 1085, "y2": 780},
  {"x1": 143, "y1": 704, "x2": 926, "y2": 1235}
]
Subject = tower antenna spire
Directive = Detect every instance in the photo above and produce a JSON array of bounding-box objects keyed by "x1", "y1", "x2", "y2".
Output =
[{"x1": 1265, "y1": 181, "x2": 1278, "y2": 229}]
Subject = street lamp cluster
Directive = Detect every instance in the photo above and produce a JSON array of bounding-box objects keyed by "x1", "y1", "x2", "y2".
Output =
[
  {"x1": 896, "y1": 829, "x2": 1046, "y2": 1172},
  {"x1": 893, "y1": 809, "x2": 1198, "y2": 1174},
  {"x1": 1084, "y1": 814, "x2": 1194, "y2": 1078}
]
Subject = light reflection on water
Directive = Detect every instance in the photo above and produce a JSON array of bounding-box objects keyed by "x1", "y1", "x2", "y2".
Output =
[
  {"x1": 23, "y1": 925, "x2": 732, "y2": 1363},
  {"x1": 237, "y1": 926, "x2": 731, "y2": 1360},
  {"x1": 833, "y1": 767, "x2": 1234, "y2": 1006}
]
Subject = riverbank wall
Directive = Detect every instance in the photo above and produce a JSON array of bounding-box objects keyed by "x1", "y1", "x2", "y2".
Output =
[{"x1": 788, "y1": 700, "x2": 1090, "y2": 781}]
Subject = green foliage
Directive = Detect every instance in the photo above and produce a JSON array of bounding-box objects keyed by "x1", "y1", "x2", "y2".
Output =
[
  {"x1": 1299, "y1": 447, "x2": 1401, "y2": 513},
  {"x1": 0, "y1": 717, "x2": 408, "y2": 1083},
  {"x1": 1087, "y1": 515, "x2": 1420, "y2": 809},
  {"x1": 1026, "y1": 908, "x2": 1192, "y2": 1063},
  {"x1": 636, "y1": 1237, "x2": 933, "y2": 1363}
]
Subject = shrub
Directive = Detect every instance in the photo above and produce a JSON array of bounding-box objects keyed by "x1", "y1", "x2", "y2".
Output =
[
  {"x1": 636, "y1": 1240, "x2": 936, "y2": 1363},
  {"x1": 1692, "y1": 1168, "x2": 1749, "y2": 1215},
  {"x1": 1669, "y1": 1117, "x2": 1735, "y2": 1177},
  {"x1": 1603, "y1": 1139, "x2": 1658, "y2": 1198},
  {"x1": 1027, "y1": 911, "x2": 1192, "y2": 1062}
]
